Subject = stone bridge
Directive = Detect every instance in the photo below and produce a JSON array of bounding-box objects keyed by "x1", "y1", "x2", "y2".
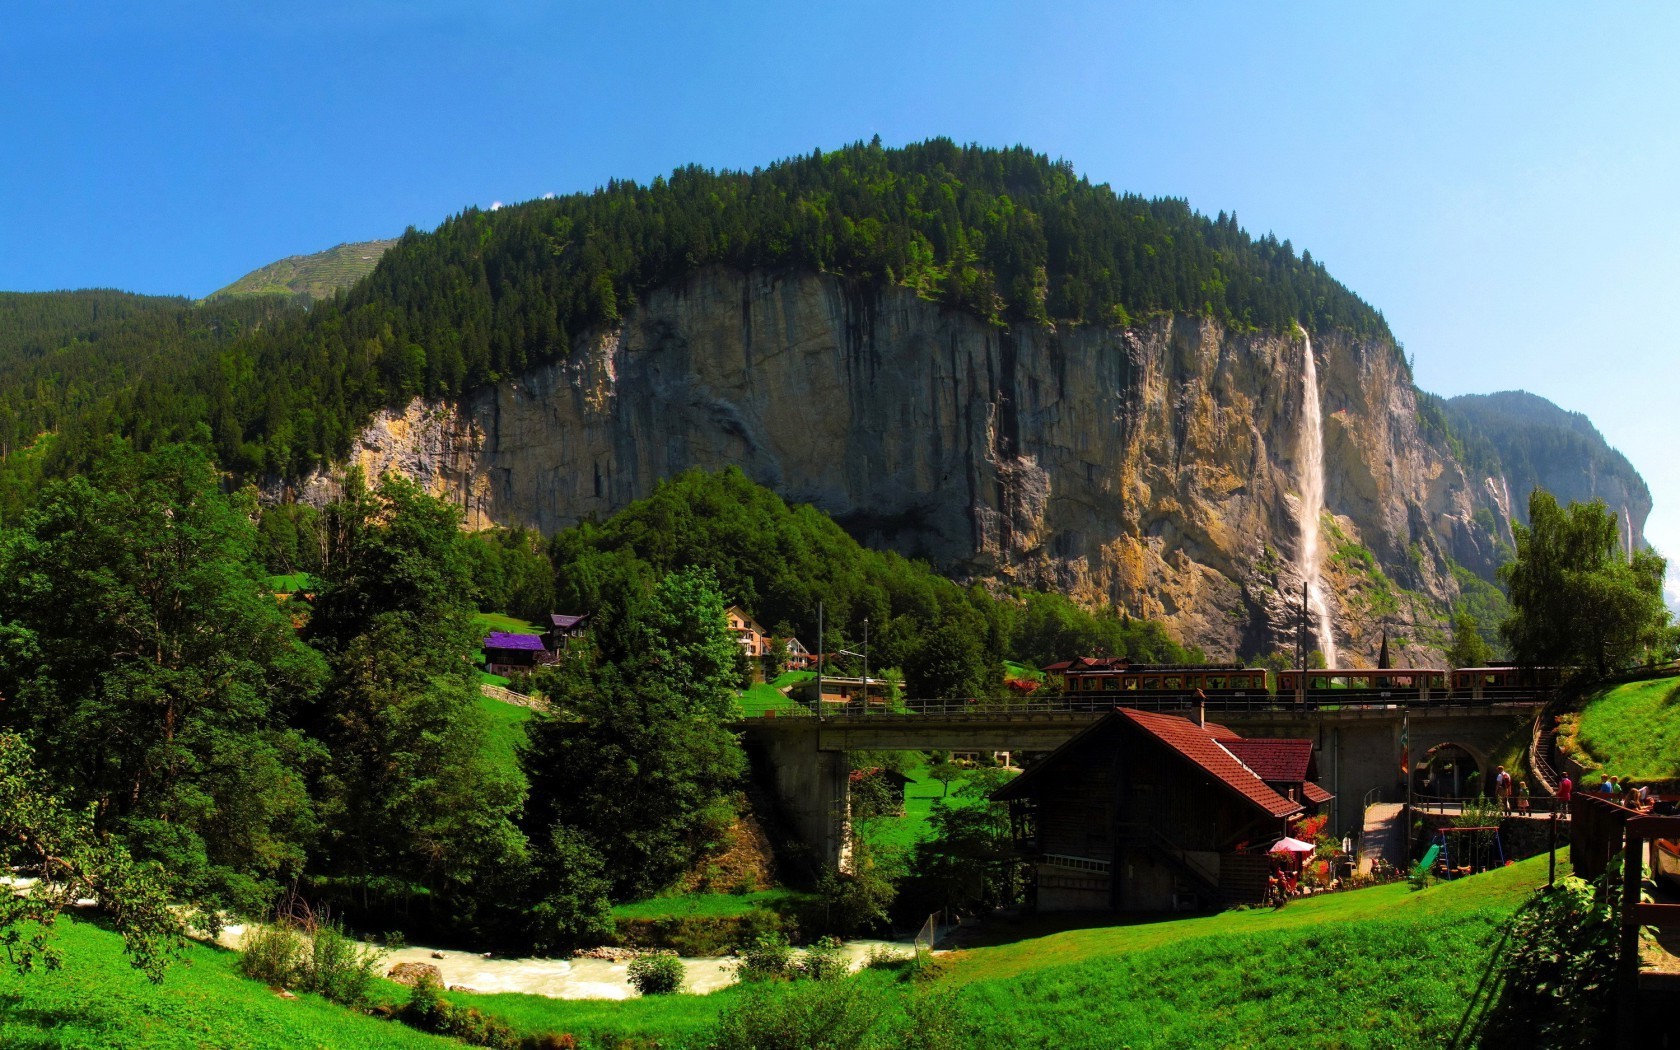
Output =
[{"x1": 738, "y1": 699, "x2": 1544, "y2": 868}]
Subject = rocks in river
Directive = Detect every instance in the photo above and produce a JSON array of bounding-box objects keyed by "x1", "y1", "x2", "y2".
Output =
[
  {"x1": 448, "y1": 984, "x2": 478, "y2": 994},
  {"x1": 431, "y1": 951, "x2": 445, "y2": 959},
  {"x1": 388, "y1": 961, "x2": 443, "y2": 986},
  {"x1": 572, "y1": 945, "x2": 639, "y2": 961}
]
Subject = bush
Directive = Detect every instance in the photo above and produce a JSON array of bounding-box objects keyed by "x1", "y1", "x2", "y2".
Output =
[
  {"x1": 305, "y1": 923, "x2": 384, "y2": 1008},
  {"x1": 627, "y1": 951, "x2": 685, "y2": 995},
  {"x1": 237, "y1": 920, "x2": 384, "y2": 1008},
  {"x1": 238, "y1": 923, "x2": 304, "y2": 987},
  {"x1": 736, "y1": 932, "x2": 795, "y2": 981},
  {"x1": 402, "y1": 974, "x2": 522, "y2": 1048},
  {"x1": 708, "y1": 978, "x2": 894, "y2": 1050},
  {"x1": 798, "y1": 937, "x2": 847, "y2": 981}
]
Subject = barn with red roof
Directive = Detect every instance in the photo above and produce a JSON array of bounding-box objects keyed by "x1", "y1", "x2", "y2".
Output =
[{"x1": 993, "y1": 707, "x2": 1331, "y2": 912}]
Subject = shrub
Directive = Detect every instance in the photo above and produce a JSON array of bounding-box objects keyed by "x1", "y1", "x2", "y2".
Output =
[
  {"x1": 798, "y1": 937, "x2": 847, "y2": 981},
  {"x1": 402, "y1": 974, "x2": 522, "y2": 1048},
  {"x1": 305, "y1": 923, "x2": 384, "y2": 1008},
  {"x1": 238, "y1": 923, "x2": 304, "y2": 987},
  {"x1": 238, "y1": 919, "x2": 384, "y2": 1008},
  {"x1": 708, "y1": 978, "x2": 895, "y2": 1050},
  {"x1": 737, "y1": 932, "x2": 795, "y2": 981},
  {"x1": 627, "y1": 951, "x2": 685, "y2": 995}
]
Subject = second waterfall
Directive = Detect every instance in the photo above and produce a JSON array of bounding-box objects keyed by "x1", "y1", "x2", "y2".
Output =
[{"x1": 1296, "y1": 327, "x2": 1338, "y2": 667}]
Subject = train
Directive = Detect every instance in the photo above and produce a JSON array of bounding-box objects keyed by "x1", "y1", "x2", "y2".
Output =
[{"x1": 1041, "y1": 658, "x2": 1562, "y2": 703}]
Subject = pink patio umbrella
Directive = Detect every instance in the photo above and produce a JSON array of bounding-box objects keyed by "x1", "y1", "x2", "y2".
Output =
[{"x1": 1269, "y1": 836, "x2": 1316, "y2": 853}]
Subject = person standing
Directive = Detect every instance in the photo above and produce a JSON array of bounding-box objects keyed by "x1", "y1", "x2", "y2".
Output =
[
  {"x1": 1517, "y1": 781, "x2": 1530, "y2": 815},
  {"x1": 1557, "y1": 773, "x2": 1573, "y2": 820},
  {"x1": 1495, "y1": 765, "x2": 1512, "y2": 813}
]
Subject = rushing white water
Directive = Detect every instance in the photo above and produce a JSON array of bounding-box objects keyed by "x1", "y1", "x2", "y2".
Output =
[{"x1": 1296, "y1": 327, "x2": 1338, "y2": 667}]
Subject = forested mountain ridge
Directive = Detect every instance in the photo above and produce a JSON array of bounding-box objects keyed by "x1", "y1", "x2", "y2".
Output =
[
  {"x1": 207, "y1": 238, "x2": 398, "y2": 302},
  {"x1": 17, "y1": 138, "x2": 1398, "y2": 485},
  {"x1": 1436, "y1": 390, "x2": 1650, "y2": 550},
  {"x1": 0, "y1": 140, "x2": 1654, "y2": 659}
]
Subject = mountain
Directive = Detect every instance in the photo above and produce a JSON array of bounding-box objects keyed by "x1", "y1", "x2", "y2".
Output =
[
  {"x1": 0, "y1": 141, "x2": 1654, "y2": 662},
  {"x1": 207, "y1": 239, "x2": 397, "y2": 301},
  {"x1": 1437, "y1": 390, "x2": 1650, "y2": 550},
  {"x1": 292, "y1": 264, "x2": 1504, "y2": 665}
]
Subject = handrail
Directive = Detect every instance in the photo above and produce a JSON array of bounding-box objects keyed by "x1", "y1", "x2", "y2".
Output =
[
  {"x1": 1362, "y1": 787, "x2": 1382, "y2": 811},
  {"x1": 791, "y1": 693, "x2": 1551, "y2": 720},
  {"x1": 1528, "y1": 704, "x2": 1560, "y2": 795}
]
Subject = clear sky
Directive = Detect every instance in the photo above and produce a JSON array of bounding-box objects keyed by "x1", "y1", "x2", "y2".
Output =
[{"x1": 5, "y1": 2, "x2": 1679, "y2": 595}]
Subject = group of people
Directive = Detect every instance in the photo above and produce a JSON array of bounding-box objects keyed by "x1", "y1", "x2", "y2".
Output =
[
  {"x1": 1554, "y1": 771, "x2": 1663, "y2": 813},
  {"x1": 1593, "y1": 772, "x2": 1655, "y2": 810},
  {"x1": 1491, "y1": 765, "x2": 1532, "y2": 814}
]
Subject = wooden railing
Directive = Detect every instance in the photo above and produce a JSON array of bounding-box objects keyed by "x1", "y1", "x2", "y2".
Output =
[{"x1": 479, "y1": 683, "x2": 550, "y2": 712}]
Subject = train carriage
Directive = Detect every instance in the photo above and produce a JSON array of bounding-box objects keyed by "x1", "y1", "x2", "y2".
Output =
[
  {"x1": 1449, "y1": 665, "x2": 1568, "y2": 701},
  {"x1": 1275, "y1": 668, "x2": 1447, "y2": 702},
  {"x1": 1049, "y1": 659, "x2": 1269, "y2": 700}
]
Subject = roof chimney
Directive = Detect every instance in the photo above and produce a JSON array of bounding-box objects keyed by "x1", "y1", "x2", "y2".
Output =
[{"x1": 1194, "y1": 688, "x2": 1206, "y2": 727}]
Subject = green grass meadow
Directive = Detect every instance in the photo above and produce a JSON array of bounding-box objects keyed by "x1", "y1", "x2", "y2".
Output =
[
  {"x1": 2, "y1": 853, "x2": 1557, "y2": 1048},
  {"x1": 0, "y1": 920, "x2": 449, "y2": 1049},
  {"x1": 1576, "y1": 674, "x2": 1680, "y2": 780}
]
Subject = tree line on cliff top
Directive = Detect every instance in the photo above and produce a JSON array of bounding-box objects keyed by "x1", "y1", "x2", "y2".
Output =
[{"x1": 1, "y1": 139, "x2": 1392, "y2": 492}]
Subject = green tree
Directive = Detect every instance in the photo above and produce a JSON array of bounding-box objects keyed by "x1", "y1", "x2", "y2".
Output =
[
  {"x1": 0, "y1": 731, "x2": 184, "y2": 981},
  {"x1": 904, "y1": 620, "x2": 991, "y2": 699},
  {"x1": 1446, "y1": 612, "x2": 1493, "y2": 669},
  {"x1": 0, "y1": 442, "x2": 325, "y2": 913},
  {"x1": 524, "y1": 567, "x2": 746, "y2": 901},
  {"x1": 910, "y1": 768, "x2": 1022, "y2": 913},
  {"x1": 307, "y1": 474, "x2": 528, "y2": 933},
  {"x1": 1499, "y1": 491, "x2": 1668, "y2": 676}
]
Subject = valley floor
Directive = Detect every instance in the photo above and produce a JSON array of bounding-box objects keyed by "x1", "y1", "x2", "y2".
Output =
[{"x1": 1, "y1": 853, "x2": 1563, "y2": 1049}]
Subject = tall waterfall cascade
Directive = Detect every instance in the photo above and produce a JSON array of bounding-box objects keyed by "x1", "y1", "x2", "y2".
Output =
[{"x1": 1296, "y1": 328, "x2": 1338, "y2": 666}]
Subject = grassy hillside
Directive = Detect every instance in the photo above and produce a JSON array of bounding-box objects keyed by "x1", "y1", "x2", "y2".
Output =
[
  {"x1": 1571, "y1": 674, "x2": 1680, "y2": 779},
  {"x1": 4, "y1": 855, "x2": 1556, "y2": 1048},
  {"x1": 0, "y1": 920, "x2": 449, "y2": 1049},
  {"x1": 208, "y1": 239, "x2": 397, "y2": 301}
]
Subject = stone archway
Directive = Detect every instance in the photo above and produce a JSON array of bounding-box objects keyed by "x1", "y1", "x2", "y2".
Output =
[{"x1": 1413, "y1": 741, "x2": 1489, "y2": 799}]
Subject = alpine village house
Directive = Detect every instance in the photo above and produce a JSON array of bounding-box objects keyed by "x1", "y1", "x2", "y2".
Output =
[{"x1": 993, "y1": 708, "x2": 1331, "y2": 912}]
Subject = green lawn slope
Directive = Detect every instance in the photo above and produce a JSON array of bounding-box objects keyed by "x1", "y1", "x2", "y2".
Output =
[
  {"x1": 4, "y1": 856, "x2": 1557, "y2": 1048},
  {"x1": 935, "y1": 854, "x2": 1555, "y2": 1048},
  {"x1": 1573, "y1": 675, "x2": 1680, "y2": 780},
  {"x1": 0, "y1": 920, "x2": 449, "y2": 1049}
]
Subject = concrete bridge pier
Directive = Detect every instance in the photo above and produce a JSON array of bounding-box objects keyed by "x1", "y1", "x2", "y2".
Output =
[{"x1": 747, "y1": 721, "x2": 851, "y2": 872}]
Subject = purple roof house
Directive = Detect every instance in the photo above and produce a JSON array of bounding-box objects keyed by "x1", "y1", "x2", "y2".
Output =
[{"x1": 483, "y1": 632, "x2": 554, "y2": 672}]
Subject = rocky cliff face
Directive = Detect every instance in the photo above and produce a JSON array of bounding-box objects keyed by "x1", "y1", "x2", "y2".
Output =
[{"x1": 295, "y1": 267, "x2": 1528, "y2": 663}]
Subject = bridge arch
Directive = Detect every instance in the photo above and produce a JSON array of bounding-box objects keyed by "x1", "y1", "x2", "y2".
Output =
[{"x1": 1412, "y1": 741, "x2": 1489, "y2": 798}]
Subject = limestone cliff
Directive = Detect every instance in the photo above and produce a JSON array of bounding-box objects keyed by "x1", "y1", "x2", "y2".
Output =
[{"x1": 294, "y1": 267, "x2": 1526, "y2": 663}]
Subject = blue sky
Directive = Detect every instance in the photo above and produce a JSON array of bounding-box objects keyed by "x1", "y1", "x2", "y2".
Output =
[{"x1": 5, "y1": 2, "x2": 1679, "y2": 595}]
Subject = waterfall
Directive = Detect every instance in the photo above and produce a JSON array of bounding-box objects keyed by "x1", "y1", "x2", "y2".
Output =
[{"x1": 1297, "y1": 327, "x2": 1338, "y2": 667}]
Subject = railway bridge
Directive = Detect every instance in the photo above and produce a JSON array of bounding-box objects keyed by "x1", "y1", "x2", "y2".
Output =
[{"x1": 736, "y1": 695, "x2": 1546, "y2": 869}]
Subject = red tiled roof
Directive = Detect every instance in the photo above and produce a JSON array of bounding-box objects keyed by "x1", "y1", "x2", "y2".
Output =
[
  {"x1": 1302, "y1": 782, "x2": 1334, "y2": 805},
  {"x1": 1202, "y1": 722, "x2": 1241, "y2": 741},
  {"x1": 1222, "y1": 739, "x2": 1315, "y2": 783},
  {"x1": 1115, "y1": 709, "x2": 1302, "y2": 820}
]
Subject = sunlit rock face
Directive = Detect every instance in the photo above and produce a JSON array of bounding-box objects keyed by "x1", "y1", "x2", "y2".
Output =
[{"x1": 291, "y1": 266, "x2": 1561, "y2": 663}]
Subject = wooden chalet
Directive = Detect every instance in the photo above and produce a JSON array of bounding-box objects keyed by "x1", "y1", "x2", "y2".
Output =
[
  {"x1": 482, "y1": 632, "x2": 556, "y2": 676},
  {"x1": 546, "y1": 612, "x2": 591, "y2": 652},
  {"x1": 993, "y1": 708, "x2": 1330, "y2": 912}
]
